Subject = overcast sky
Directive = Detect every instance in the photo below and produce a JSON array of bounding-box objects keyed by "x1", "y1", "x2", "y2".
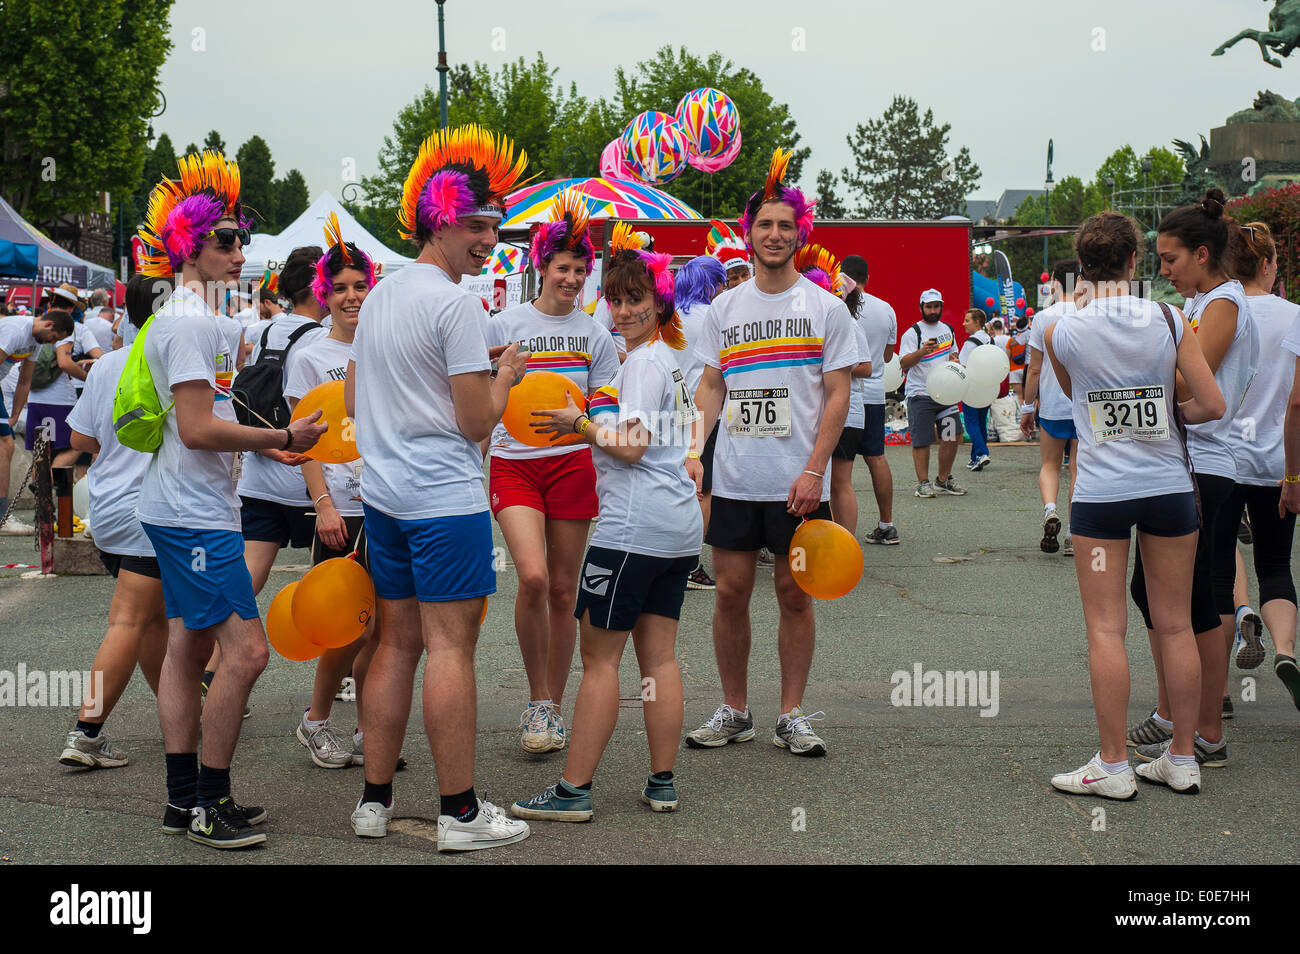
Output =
[{"x1": 155, "y1": 0, "x2": 1280, "y2": 206}]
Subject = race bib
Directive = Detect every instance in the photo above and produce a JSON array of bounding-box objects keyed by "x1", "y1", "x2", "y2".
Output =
[
  {"x1": 726, "y1": 387, "x2": 791, "y2": 437},
  {"x1": 672, "y1": 367, "x2": 700, "y2": 426},
  {"x1": 348, "y1": 460, "x2": 363, "y2": 500},
  {"x1": 1086, "y1": 386, "x2": 1170, "y2": 443},
  {"x1": 231, "y1": 451, "x2": 243, "y2": 482}
]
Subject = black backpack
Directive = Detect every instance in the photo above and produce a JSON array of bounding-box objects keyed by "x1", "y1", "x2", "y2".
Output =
[{"x1": 230, "y1": 321, "x2": 319, "y2": 428}]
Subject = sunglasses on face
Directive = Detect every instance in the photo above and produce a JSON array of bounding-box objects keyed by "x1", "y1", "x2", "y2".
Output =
[{"x1": 206, "y1": 227, "x2": 250, "y2": 248}]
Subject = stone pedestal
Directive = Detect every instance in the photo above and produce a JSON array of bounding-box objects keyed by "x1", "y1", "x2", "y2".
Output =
[{"x1": 53, "y1": 536, "x2": 107, "y2": 575}]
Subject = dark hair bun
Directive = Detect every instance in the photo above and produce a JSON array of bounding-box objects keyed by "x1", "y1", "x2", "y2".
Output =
[{"x1": 1202, "y1": 188, "x2": 1226, "y2": 219}]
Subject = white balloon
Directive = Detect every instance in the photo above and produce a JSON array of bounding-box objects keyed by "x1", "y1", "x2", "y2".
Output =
[
  {"x1": 962, "y1": 377, "x2": 1001, "y2": 409},
  {"x1": 926, "y1": 362, "x2": 970, "y2": 406},
  {"x1": 882, "y1": 354, "x2": 903, "y2": 392},
  {"x1": 965, "y1": 344, "x2": 1010, "y2": 390},
  {"x1": 72, "y1": 477, "x2": 89, "y2": 520}
]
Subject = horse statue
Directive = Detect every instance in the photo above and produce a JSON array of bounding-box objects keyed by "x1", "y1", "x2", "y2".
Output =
[{"x1": 1214, "y1": 0, "x2": 1300, "y2": 67}]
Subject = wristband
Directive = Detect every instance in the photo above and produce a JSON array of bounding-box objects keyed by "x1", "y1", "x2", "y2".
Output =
[
  {"x1": 687, "y1": 451, "x2": 702, "y2": 460},
  {"x1": 803, "y1": 469, "x2": 824, "y2": 479},
  {"x1": 314, "y1": 492, "x2": 331, "y2": 507},
  {"x1": 282, "y1": 428, "x2": 293, "y2": 450},
  {"x1": 1020, "y1": 404, "x2": 1035, "y2": 415},
  {"x1": 577, "y1": 418, "x2": 592, "y2": 436},
  {"x1": 1286, "y1": 475, "x2": 1300, "y2": 484},
  {"x1": 572, "y1": 414, "x2": 589, "y2": 434}
]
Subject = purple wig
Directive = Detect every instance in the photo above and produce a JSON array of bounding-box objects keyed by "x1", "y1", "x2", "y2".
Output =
[
  {"x1": 415, "y1": 169, "x2": 479, "y2": 235},
  {"x1": 159, "y1": 193, "x2": 227, "y2": 270},
  {"x1": 674, "y1": 255, "x2": 726, "y2": 311}
]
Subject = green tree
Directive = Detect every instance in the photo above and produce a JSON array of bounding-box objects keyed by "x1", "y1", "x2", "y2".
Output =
[
  {"x1": 138, "y1": 132, "x2": 177, "y2": 198},
  {"x1": 0, "y1": 0, "x2": 172, "y2": 232},
  {"x1": 235, "y1": 135, "x2": 276, "y2": 228},
  {"x1": 273, "y1": 169, "x2": 309, "y2": 230},
  {"x1": 815, "y1": 170, "x2": 847, "y2": 218},
  {"x1": 202, "y1": 130, "x2": 226, "y2": 154},
  {"x1": 841, "y1": 95, "x2": 981, "y2": 219}
]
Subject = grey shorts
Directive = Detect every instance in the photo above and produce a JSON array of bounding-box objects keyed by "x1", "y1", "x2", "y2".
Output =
[{"x1": 906, "y1": 395, "x2": 961, "y2": 449}]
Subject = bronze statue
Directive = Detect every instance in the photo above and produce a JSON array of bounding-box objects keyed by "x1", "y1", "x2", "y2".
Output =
[{"x1": 1213, "y1": 0, "x2": 1300, "y2": 67}]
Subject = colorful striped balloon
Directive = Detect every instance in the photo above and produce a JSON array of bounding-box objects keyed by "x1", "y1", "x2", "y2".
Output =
[{"x1": 674, "y1": 87, "x2": 740, "y2": 162}]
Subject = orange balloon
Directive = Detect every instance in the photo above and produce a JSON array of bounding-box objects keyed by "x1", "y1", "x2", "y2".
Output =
[
  {"x1": 291, "y1": 380, "x2": 359, "y2": 463},
  {"x1": 502, "y1": 370, "x2": 586, "y2": 448},
  {"x1": 267, "y1": 581, "x2": 324, "y2": 661},
  {"x1": 789, "y1": 519, "x2": 864, "y2": 600},
  {"x1": 293, "y1": 557, "x2": 375, "y2": 649}
]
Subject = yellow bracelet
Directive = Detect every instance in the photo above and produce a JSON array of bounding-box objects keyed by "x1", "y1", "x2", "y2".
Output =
[
  {"x1": 687, "y1": 451, "x2": 702, "y2": 460},
  {"x1": 577, "y1": 418, "x2": 591, "y2": 436},
  {"x1": 1286, "y1": 474, "x2": 1300, "y2": 484}
]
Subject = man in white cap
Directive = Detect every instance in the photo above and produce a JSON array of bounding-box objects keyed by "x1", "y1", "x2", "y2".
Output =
[{"x1": 897, "y1": 289, "x2": 966, "y2": 498}]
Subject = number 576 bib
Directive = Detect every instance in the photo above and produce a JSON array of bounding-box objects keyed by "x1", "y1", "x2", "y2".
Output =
[
  {"x1": 1086, "y1": 386, "x2": 1170, "y2": 443},
  {"x1": 727, "y1": 387, "x2": 791, "y2": 437}
]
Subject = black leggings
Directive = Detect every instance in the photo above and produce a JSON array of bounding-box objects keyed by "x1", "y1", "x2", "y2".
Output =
[
  {"x1": 1212, "y1": 483, "x2": 1297, "y2": 612},
  {"x1": 1131, "y1": 473, "x2": 1234, "y2": 634}
]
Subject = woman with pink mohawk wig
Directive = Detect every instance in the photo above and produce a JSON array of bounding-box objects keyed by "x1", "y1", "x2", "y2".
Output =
[{"x1": 482, "y1": 189, "x2": 619, "y2": 755}]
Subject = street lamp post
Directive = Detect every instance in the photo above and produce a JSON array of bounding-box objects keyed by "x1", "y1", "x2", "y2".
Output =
[
  {"x1": 1043, "y1": 139, "x2": 1054, "y2": 276},
  {"x1": 436, "y1": 0, "x2": 449, "y2": 130}
]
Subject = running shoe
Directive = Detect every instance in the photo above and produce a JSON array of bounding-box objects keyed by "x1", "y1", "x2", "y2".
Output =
[
  {"x1": 1235, "y1": 610, "x2": 1265, "y2": 669},
  {"x1": 549, "y1": 708, "x2": 567, "y2": 751},
  {"x1": 934, "y1": 476, "x2": 966, "y2": 496},
  {"x1": 188, "y1": 797, "x2": 267, "y2": 849},
  {"x1": 296, "y1": 712, "x2": 352, "y2": 768},
  {"x1": 1126, "y1": 709, "x2": 1173, "y2": 747},
  {"x1": 1222, "y1": 694, "x2": 1234, "y2": 720},
  {"x1": 0, "y1": 515, "x2": 34, "y2": 535},
  {"x1": 335, "y1": 675, "x2": 356, "y2": 702},
  {"x1": 914, "y1": 480, "x2": 936, "y2": 498},
  {"x1": 1062, "y1": 534, "x2": 1074, "y2": 556},
  {"x1": 864, "y1": 525, "x2": 900, "y2": 545},
  {"x1": 684, "y1": 704, "x2": 755, "y2": 748},
  {"x1": 773, "y1": 706, "x2": 827, "y2": 756},
  {"x1": 520, "y1": 702, "x2": 556, "y2": 754},
  {"x1": 163, "y1": 799, "x2": 264, "y2": 833},
  {"x1": 1134, "y1": 745, "x2": 1201, "y2": 794},
  {"x1": 687, "y1": 565, "x2": 716, "y2": 590},
  {"x1": 1237, "y1": 512, "x2": 1253, "y2": 544},
  {"x1": 757, "y1": 547, "x2": 776, "y2": 567},
  {"x1": 439, "y1": 799, "x2": 530, "y2": 851},
  {"x1": 970, "y1": 454, "x2": 990, "y2": 471},
  {"x1": 510, "y1": 783, "x2": 593, "y2": 822},
  {"x1": 642, "y1": 775, "x2": 679, "y2": 812},
  {"x1": 1040, "y1": 513, "x2": 1062, "y2": 553},
  {"x1": 59, "y1": 729, "x2": 128, "y2": 769},
  {"x1": 1049, "y1": 756, "x2": 1138, "y2": 800},
  {"x1": 1133, "y1": 736, "x2": 1227, "y2": 768},
  {"x1": 348, "y1": 734, "x2": 406, "y2": 771},
  {"x1": 351, "y1": 798, "x2": 393, "y2": 838},
  {"x1": 1275, "y1": 655, "x2": 1300, "y2": 711}
]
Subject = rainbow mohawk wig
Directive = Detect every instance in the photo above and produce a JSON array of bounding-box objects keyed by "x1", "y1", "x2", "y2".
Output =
[
  {"x1": 313, "y1": 212, "x2": 376, "y2": 309},
  {"x1": 259, "y1": 268, "x2": 279, "y2": 296},
  {"x1": 530, "y1": 188, "x2": 594, "y2": 272},
  {"x1": 738, "y1": 148, "x2": 816, "y2": 249},
  {"x1": 608, "y1": 223, "x2": 684, "y2": 350},
  {"x1": 795, "y1": 244, "x2": 846, "y2": 296},
  {"x1": 399, "y1": 124, "x2": 530, "y2": 241},
  {"x1": 138, "y1": 150, "x2": 246, "y2": 277},
  {"x1": 705, "y1": 219, "x2": 750, "y2": 269}
]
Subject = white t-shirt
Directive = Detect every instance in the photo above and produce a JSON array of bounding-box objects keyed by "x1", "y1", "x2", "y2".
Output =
[
  {"x1": 592, "y1": 298, "x2": 627, "y2": 357},
  {"x1": 846, "y1": 314, "x2": 870, "y2": 429},
  {"x1": 485, "y1": 302, "x2": 619, "y2": 460},
  {"x1": 1027, "y1": 301, "x2": 1076, "y2": 421},
  {"x1": 677, "y1": 301, "x2": 712, "y2": 398},
  {"x1": 285, "y1": 335, "x2": 362, "y2": 516},
  {"x1": 84, "y1": 312, "x2": 117, "y2": 353},
  {"x1": 1051, "y1": 296, "x2": 1193, "y2": 504},
  {"x1": 29, "y1": 323, "x2": 100, "y2": 406},
  {"x1": 1183, "y1": 281, "x2": 1259, "y2": 480},
  {"x1": 1232, "y1": 294, "x2": 1300, "y2": 485},
  {"x1": 587, "y1": 338, "x2": 702, "y2": 557},
  {"x1": 137, "y1": 285, "x2": 242, "y2": 532},
  {"x1": 350, "y1": 263, "x2": 493, "y2": 519},
  {"x1": 898, "y1": 318, "x2": 958, "y2": 401},
  {"x1": 0, "y1": 315, "x2": 37, "y2": 363},
  {"x1": 65, "y1": 348, "x2": 153, "y2": 556},
  {"x1": 696, "y1": 275, "x2": 858, "y2": 501},
  {"x1": 855, "y1": 293, "x2": 897, "y2": 406},
  {"x1": 958, "y1": 328, "x2": 991, "y2": 365},
  {"x1": 236, "y1": 312, "x2": 325, "y2": 505}
]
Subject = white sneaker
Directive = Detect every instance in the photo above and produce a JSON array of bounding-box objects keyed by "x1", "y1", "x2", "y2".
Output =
[
  {"x1": 548, "y1": 708, "x2": 567, "y2": 751},
  {"x1": 437, "y1": 798, "x2": 530, "y2": 852},
  {"x1": 1050, "y1": 755, "x2": 1138, "y2": 800},
  {"x1": 351, "y1": 798, "x2": 393, "y2": 838},
  {"x1": 0, "y1": 514, "x2": 34, "y2": 536},
  {"x1": 519, "y1": 702, "x2": 555, "y2": 754},
  {"x1": 296, "y1": 712, "x2": 352, "y2": 768},
  {"x1": 1135, "y1": 746, "x2": 1201, "y2": 794}
]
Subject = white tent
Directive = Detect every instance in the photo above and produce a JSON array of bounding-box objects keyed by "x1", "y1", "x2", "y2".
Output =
[{"x1": 239, "y1": 192, "x2": 413, "y2": 280}]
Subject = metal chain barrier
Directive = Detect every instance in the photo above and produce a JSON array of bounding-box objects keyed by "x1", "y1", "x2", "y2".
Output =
[{"x1": 0, "y1": 431, "x2": 48, "y2": 534}]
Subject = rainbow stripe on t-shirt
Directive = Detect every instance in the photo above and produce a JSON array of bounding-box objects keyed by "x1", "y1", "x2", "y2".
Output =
[
  {"x1": 587, "y1": 385, "x2": 619, "y2": 418},
  {"x1": 527, "y1": 350, "x2": 592, "y2": 374},
  {"x1": 719, "y1": 337, "x2": 824, "y2": 378}
]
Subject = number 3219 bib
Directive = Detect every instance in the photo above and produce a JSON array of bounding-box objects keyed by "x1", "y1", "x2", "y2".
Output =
[
  {"x1": 1086, "y1": 386, "x2": 1169, "y2": 443},
  {"x1": 727, "y1": 387, "x2": 791, "y2": 437}
]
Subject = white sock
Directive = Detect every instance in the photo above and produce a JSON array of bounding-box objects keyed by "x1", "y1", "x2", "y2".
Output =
[
  {"x1": 1168, "y1": 751, "x2": 1197, "y2": 767},
  {"x1": 530, "y1": 698, "x2": 553, "y2": 707},
  {"x1": 1151, "y1": 711, "x2": 1173, "y2": 729},
  {"x1": 304, "y1": 713, "x2": 326, "y2": 728},
  {"x1": 353, "y1": 729, "x2": 363, "y2": 744},
  {"x1": 879, "y1": 521, "x2": 893, "y2": 530},
  {"x1": 1099, "y1": 754, "x2": 1130, "y2": 775},
  {"x1": 1044, "y1": 503, "x2": 1057, "y2": 517}
]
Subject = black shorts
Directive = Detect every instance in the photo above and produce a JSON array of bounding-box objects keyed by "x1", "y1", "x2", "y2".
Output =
[
  {"x1": 859, "y1": 403, "x2": 886, "y2": 458},
  {"x1": 240, "y1": 495, "x2": 317, "y2": 549},
  {"x1": 310, "y1": 515, "x2": 370, "y2": 572},
  {"x1": 97, "y1": 550, "x2": 162, "y2": 579},
  {"x1": 574, "y1": 545, "x2": 695, "y2": 631},
  {"x1": 832, "y1": 425, "x2": 865, "y2": 461},
  {"x1": 705, "y1": 496, "x2": 833, "y2": 555},
  {"x1": 700, "y1": 420, "x2": 719, "y2": 495},
  {"x1": 1070, "y1": 493, "x2": 1199, "y2": 540}
]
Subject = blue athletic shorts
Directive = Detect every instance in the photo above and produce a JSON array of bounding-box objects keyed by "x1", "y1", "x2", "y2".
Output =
[
  {"x1": 858, "y1": 403, "x2": 886, "y2": 457},
  {"x1": 1039, "y1": 416, "x2": 1077, "y2": 441},
  {"x1": 0, "y1": 389, "x2": 10, "y2": 438},
  {"x1": 362, "y1": 503, "x2": 495, "y2": 602},
  {"x1": 140, "y1": 524, "x2": 260, "y2": 630},
  {"x1": 574, "y1": 545, "x2": 695, "y2": 632}
]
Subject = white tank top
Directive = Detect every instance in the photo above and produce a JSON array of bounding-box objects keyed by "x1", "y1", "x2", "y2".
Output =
[
  {"x1": 1183, "y1": 281, "x2": 1258, "y2": 480},
  {"x1": 1231, "y1": 293, "x2": 1300, "y2": 485},
  {"x1": 1050, "y1": 296, "x2": 1193, "y2": 504}
]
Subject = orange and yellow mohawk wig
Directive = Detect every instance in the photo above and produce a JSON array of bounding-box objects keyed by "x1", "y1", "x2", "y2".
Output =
[
  {"x1": 398, "y1": 124, "x2": 530, "y2": 241},
  {"x1": 138, "y1": 150, "x2": 246, "y2": 277},
  {"x1": 606, "y1": 223, "x2": 684, "y2": 350},
  {"x1": 738, "y1": 147, "x2": 815, "y2": 248},
  {"x1": 795, "y1": 244, "x2": 847, "y2": 296}
]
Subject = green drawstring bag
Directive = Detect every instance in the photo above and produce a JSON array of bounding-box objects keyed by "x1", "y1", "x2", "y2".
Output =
[{"x1": 112, "y1": 314, "x2": 172, "y2": 452}]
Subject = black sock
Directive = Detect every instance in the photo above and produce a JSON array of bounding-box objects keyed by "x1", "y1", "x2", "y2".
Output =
[
  {"x1": 362, "y1": 781, "x2": 392, "y2": 807},
  {"x1": 201, "y1": 669, "x2": 215, "y2": 687},
  {"x1": 76, "y1": 720, "x2": 102, "y2": 738},
  {"x1": 165, "y1": 752, "x2": 199, "y2": 809},
  {"x1": 651, "y1": 770, "x2": 674, "y2": 782},
  {"x1": 441, "y1": 787, "x2": 478, "y2": 822},
  {"x1": 196, "y1": 764, "x2": 231, "y2": 808},
  {"x1": 557, "y1": 778, "x2": 591, "y2": 796}
]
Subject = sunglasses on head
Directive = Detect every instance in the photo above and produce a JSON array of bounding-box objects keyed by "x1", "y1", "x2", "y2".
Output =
[{"x1": 206, "y1": 227, "x2": 250, "y2": 248}]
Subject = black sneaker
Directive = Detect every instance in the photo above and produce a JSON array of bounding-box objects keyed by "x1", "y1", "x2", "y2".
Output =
[
  {"x1": 1275, "y1": 655, "x2": 1300, "y2": 711},
  {"x1": 188, "y1": 797, "x2": 267, "y2": 849},
  {"x1": 1237, "y1": 512, "x2": 1253, "y2": 545},
  {"x1": 864, "y1": 525, "x2": 900, "y2": 545},
  {"x1": 164, "y1": 799, "x2": 265, "y2": 833},
  {"x1": 686, "y1": 565, "x2": 716, "y2": 590},
  {"x1": 1222, "y1": 694, "x2": 1234, "y2": 720}
]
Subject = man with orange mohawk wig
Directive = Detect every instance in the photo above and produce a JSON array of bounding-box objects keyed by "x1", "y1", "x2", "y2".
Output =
[
  {"x1": 684, "y1": 147, "x2": 858, "y2": 758},
  {"x1": 484, "y1": 189, "x2": 619, "y2": 757},
  {"x1": 134, "y1": 150, "x2": 328, "y2": 850},
  {"x1": 344, "y1": 124, "x2": 531, "y2": 851}
]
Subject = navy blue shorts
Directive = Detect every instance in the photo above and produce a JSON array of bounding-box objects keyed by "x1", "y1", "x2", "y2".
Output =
[
  {"x1": 832, "y1": 425, "x2": 865, "y2": 461},
  {"x1": 240, "y1": 495, "x2": 316, "y2": 549},
  {"x1": 1070, "y1": 492, "x2": 1198, "y2": 541},
  {"x1": 574, "y1": 545, "x2": 695, "y2": 632},
  {"x1": 1039, "y1": 416, "x2": 1077, "y2": 441},
  {"x1": 0, "y1": 389, "x2": 10, "y2": 439},
  {"x1": 362, "y1": 503, "x2": 495, "y2": 602},
  {"x1": 859, "y1": 403, "x2": 886, "y2": 457},
  {"x1": 700, "y1": 420, "x2": 719, "y2": 495},
  {"x1": 140, "y1": 524, "x2": 260, "y2": 630}
]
